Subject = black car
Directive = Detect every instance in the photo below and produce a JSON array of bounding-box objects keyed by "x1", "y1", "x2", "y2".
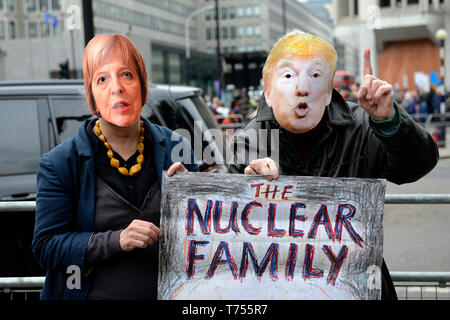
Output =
[{"x1": 0, "y1": 80, "x2": 228, "y2": 277}]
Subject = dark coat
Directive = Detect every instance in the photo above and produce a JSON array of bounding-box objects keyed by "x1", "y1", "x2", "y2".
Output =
[
  {"x1": 32, "y1": 118, "x2": 198, "y2": 300},
  {"x1": 231, "y1": 89, "x2": 439, "y2": 299}
]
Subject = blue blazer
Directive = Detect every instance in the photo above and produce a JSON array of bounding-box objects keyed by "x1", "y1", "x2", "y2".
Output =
[{"x1": 32, "y1": 119, "x2": 198, "y2": 299}]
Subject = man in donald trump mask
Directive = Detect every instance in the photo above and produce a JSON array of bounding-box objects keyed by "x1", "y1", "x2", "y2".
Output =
[{"x1": 231, "y1": 30, "x2": 439, "y2": 300}]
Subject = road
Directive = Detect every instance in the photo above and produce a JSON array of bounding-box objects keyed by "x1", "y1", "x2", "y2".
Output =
[{"x1": 384, "y1": 157, "x2": 450, "y2": 272}]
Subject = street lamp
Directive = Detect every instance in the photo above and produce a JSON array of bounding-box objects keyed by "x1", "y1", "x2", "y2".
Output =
[
  {"x1": 435, "y1": 28, "x2": 447, "y2": 90},
  {"x1": 436, "y1": 28, "x2": 448, "y2": 44},
  {"x1": 185, "y1": 5, "x2": 214, "y2": 59}
]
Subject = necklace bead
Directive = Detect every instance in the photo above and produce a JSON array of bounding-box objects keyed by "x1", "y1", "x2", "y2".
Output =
[
  {"x1": 95, "y1": 120, "x2": 144, "y2": 176},
  {"x1": 129, "y1": 164, "x2": 141, "y2": 176}
]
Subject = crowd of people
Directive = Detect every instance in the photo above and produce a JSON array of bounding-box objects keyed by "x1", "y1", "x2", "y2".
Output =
[
  {"x1": 338, "y1": 83, "x2": 449, "y2": 124},
  {"x1": 204, "y1": 89, "x2": 260, "y2": 125},
  {"x1": 209, "y1": 82, "x2": 449, "y2": 131}
]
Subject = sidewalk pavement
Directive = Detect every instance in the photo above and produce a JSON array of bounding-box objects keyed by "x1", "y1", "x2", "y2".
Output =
[
  {"x1": 437, "y1": 132, "x2": 450, "y2": 159},
  {"x1": 439, "y1": 147, "x2": 450, "y2": 159}
]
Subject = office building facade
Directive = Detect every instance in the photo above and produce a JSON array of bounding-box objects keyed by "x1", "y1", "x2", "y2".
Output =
[{"x1": 0, "y1": 0, "x2": 336, "y2": 93}]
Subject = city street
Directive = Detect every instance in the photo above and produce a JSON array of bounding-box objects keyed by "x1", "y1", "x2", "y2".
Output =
[
  {"x1": 384, "y1": 157, "x2": 450, "y2": 272},
  {"x1": 0, "y1": 0, "x2": 449, "y2": 302}
]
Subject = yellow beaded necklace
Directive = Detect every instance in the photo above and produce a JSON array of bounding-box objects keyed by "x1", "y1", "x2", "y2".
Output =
[{"x1": 95, "y1": 119, "x2": 144, "y2": 176}]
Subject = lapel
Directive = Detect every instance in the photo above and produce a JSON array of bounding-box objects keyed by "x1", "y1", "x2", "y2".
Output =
[
  {"x1": 74, "y1": 120, "x2": 96, "y2": 231},
  {"x1": 146, "y1": 118, "x2": 168, "y2": 185}
]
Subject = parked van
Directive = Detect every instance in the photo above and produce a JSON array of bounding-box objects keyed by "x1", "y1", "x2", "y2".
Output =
[{"x1": 0, "y1": 80, "x2": 228, "y2": 277}]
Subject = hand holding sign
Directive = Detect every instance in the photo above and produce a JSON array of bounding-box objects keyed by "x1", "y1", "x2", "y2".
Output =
[
  {"x1": 244, "y1": 158, "x2": 279, "y2": 182},
  {"x1": 357, "y1": 49, "x2": 394, "y2": 121},
  {"x1": 120, "y1": 219, "x2": 163, "y2": 252},
  {"x1": 167, "y1": 162, "x2": 188, "y2": 177}
]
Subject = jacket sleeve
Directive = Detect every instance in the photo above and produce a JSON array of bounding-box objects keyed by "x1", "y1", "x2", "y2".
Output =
[
  {"x1": 32, "y1": 152, "x2": 93, "y2": 272},
  {"x1": 369, "y1": 104, "x2": 439, "y2": 184}
]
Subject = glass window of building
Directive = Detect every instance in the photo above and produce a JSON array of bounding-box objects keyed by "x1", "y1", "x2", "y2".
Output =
[
  {"x1": 230, "y1": 26, "x2": 236, "y2": 39},
  {"x1": 151, "y1": 50, "x2": 165, "y2": 84},
  {"x1": 7, "y1": 0, "x2": 14, "y2": 12},
  {"x1": 8, "y1": 21, "x2": 15, "y2": 39},
  {"x1": 206, "y1": 27, "x2": 212, "y2": 40},
  {"x1": 168, "y1": 52, "x2": 181, "y2": 84},
  {"x1": 254, "y1": 5, "x2": 261, "y2": 16},
  {"x1": 237, "y1": 7, "x2": 244, "y2": 18},
  {"x1": 229, "y1": 7, "x2": 236, "y2": 19},
  {"x1": 26, "y1": 0, "x2": 37, "y2": 12},
  {"x1": 237, "y1": 26, "x2": 245, "y2": 38},
  {"x1": 0, "y1": 1, "x2": 3, "y2": 11},
  {"x1": 205, "y1": 8, "x2": 211, "y2": 20},
  {"x1": 221, "y1": 7, "x2": 227, "y2": 19},
  {"x1": 39, "y1": 0, "x2": 48, "y2": 11},
  {"x1": 28, "y1": 22, "x2": 38, "y2": 38},
  {"x1": 222, "y1": 26, "x2": 227, "y2": 39},
  {"x1": 246, "y1": 26, "x2": 253, "y2": 37},
  {"x1": 254, "y1": 25, "x2": 261, "y2": 37},
  {"x1": 245, "y1": 6, "x2": 252, "y2": 17},
  {"x1": 52, "y1": 0, "x2": 60, "y2": 10},
  {"x1": 254, "y1": 45, "x2": 263, "y2": 51}
]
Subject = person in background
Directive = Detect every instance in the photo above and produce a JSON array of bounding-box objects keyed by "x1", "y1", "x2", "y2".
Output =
[
  {"x1": 239, "y1": 92, "x2": 254, "y2": 121},
  {"x1": 211, "y1": 96, "x2": 222, "y2": 116},
  {"x1": 406, "y1": 90, "x2": 419, "y2": 115},
  {"x1": 32, "y1": 34, "x2": 197, "y2": 300},
  {"x1": 231, "y1": 30, "x2": 438, "y2": 300},
  {"x1": 349, "y1": 83, "x2": 359, "y2": 103},
  {"x1": 429, "y1": 85, "x2": 444, "y2": 114},
  {"x1": 204, "y1": 94, "x2": 212, "y2": 111},
  {"x1": 417, "y1": 92, "x2": 430, "y2": 123}
]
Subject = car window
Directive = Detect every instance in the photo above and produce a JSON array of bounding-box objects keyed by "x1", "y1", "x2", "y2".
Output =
[
  {"x1": 151, "y1": 98, "x2": 179, "y2": 129},
  {"x1": 51, "y1": 97, "x2": 93, "y2": 143},
  {"x1": 177, "y1": 97, "x2": 226, "y2": 166},
  {"x1": 142, "y1": 102, "x2": 163, "y2": 126},
  {"x1": 181, "y1": 96, "x2": 219, "y2": 130},
  {"x1": 0, "y1": 99, "x2": 41, "y2": 175}
]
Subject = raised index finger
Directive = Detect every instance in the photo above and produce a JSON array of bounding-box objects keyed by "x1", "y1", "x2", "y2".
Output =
[{"x1": 363, "y1": 48, "x2": 373, "y2": 76}]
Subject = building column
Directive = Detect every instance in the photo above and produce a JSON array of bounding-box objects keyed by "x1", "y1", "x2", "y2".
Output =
[
  {"x1": 401, "y1": 0, "x2": 407, "y2": 10},
  {"x1": 419, "y1": 0, "x2": 429, "y2": 12},
  {"x1": 445, "y1": 18, "x2": 450, "y2": 93},
  {"x1": 349, "y1": 0, "x2": 355, "y2": 18},
  {"x1": 432, "y1": 0, "x2": 441, "y2": 11}
]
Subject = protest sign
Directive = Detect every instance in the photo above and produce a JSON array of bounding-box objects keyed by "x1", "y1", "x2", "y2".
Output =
[{"x1": 158, "y1": 173, "x2": 385, "y2": 300}]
